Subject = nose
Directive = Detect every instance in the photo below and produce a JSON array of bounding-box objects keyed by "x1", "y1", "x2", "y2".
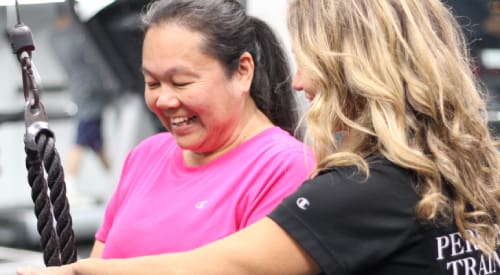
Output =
[
  {"x1": 291, "y1": 70, "x2": 304, "y2": 92},
  {"x1": 158, "y1": 90, "x2": 181, "y2": 109},
  {"x1": 150, "y1": 86, "x2": 181, "y2": 110}
]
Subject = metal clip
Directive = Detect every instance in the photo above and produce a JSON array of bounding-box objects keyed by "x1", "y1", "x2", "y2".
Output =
[
  {"x1": 24, "y1": 99, "x2": 53, "y2": 150},
  {"x1": 19, "y1": 51, "x2": 40, "y2": 107}
]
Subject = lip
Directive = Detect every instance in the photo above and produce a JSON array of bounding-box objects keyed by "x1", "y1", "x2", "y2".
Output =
[{"x1": 171, "y1": 123, "x2": 193, "y2": 136}]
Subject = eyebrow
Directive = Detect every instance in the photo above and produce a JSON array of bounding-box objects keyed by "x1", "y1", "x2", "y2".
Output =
[{"x1": 140, "y1": 65, "x2": 196, "y2": 78}]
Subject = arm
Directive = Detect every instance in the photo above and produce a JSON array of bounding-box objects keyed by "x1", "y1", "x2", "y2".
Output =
[
  {"x1": 17, "y1": 218, "x2": 320, "y2": 275},
  {"x1": 89, "y1": 240, "x2": 105, "y2": 258}
]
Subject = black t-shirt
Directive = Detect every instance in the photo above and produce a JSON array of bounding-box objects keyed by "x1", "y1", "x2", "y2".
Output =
[{"x1": 268, "y1": 159, "x2": 499, "y2": 275}]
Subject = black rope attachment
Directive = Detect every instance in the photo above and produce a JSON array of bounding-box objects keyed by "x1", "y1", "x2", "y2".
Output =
[{"x1": 8, "y1": 0, "x2": 78, "y2": 267}]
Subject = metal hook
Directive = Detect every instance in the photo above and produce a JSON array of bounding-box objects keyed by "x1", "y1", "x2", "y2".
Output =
[
  {"x1": 20, "y1": 52, "x2": 41, "y2": 108},
  {"x1": 20, "y1": 52, "x2": 31, "y2": 104}
]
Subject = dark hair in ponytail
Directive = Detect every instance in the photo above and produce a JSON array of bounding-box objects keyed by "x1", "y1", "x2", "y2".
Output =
[{"x1": 142, "y1": 0, "x2": 299, "y2": 136}]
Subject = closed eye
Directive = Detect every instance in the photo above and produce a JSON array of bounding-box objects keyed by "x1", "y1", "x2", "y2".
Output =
[
  {"x1": 173, "y1": 82, "x2": 192, "y2": 88},
  {"x1": 146, "y1": 82, "x2": 160, "y2": 89}
]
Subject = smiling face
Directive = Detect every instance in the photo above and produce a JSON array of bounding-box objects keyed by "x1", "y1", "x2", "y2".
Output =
[{"x1": 142, "y1": 24, "x2": 252, "y2": 154}]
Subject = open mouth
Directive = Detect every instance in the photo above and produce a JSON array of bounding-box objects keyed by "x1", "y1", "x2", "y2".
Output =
[{"x1": 170, "y1": 115, "x2": 197, "y2": 127}]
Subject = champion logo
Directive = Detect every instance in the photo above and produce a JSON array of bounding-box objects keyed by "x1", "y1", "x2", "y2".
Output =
[
  {"x1": 195, "y1": 200, "x2": 209, "y2": 209},
  {"x1": 296, "y1": 197, "x2": 310, "y2": 210}
]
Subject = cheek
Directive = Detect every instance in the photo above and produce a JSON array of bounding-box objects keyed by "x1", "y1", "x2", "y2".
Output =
[
  {"x1": 194, "y1": 101, "x2": 231, "y2": 129},
  {"x1": 144, "y1": 90, "x2": 156, "y2": 111},
  {"x1": 190, "y1": 81, "x2": 238, "y2": 122}
]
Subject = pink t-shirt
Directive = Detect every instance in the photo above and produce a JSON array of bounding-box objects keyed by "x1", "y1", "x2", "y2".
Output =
[{"x1": 96, "y1": 127, "x2": 315, "y2": 258}]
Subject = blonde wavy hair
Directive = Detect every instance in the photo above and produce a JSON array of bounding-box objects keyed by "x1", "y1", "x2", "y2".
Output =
[{"x1": 288, "y1": 0, "x2": 500, "y2": 255}]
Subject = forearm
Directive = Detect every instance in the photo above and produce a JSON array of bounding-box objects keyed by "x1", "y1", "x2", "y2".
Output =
[
  {"x1": 18, "y1": 218, "x2": 318, "y2": 275},
  {"x1": 73, "y1": 251, "x2": 239, "y2": 275},
  {"x1": 74, "y1": 256, "x2": 182, "y2": 275},
  {"x1": 17, "y1": 252, "x2": 214, "y2": 275}
]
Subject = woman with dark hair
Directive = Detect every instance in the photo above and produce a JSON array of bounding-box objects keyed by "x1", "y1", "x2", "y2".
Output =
[{"x1": 68, "y1": 0, "x2": 314, "y2": 259}]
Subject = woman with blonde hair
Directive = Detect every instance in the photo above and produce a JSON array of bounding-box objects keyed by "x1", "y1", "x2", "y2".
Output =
[{"x1": 18, "y1": 0, "x2": 500, "y2": 274}]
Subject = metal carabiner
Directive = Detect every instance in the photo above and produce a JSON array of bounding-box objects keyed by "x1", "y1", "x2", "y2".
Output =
[
  {"x1": 24, "y1": 56, "x2": 41, "y2": 108},
  {"x1": 19, "y1": 51, "x2": 39, "y2": 107},
  {"x1": 19, "y1": 51, "x2": 51, "y2": 150}
]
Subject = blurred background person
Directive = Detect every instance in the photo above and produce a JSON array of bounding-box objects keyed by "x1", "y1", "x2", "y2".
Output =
[{"x1": 50, "y1": 7, "x2": 114, "y2": 205}]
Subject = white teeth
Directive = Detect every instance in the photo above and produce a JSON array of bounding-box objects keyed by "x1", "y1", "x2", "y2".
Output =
[
  {"x1": 170, "y1": 116, "x2": 195, "y2": 126},
  {"x1": 171, "y1": 117, "x2": 188, "y2": 124}
]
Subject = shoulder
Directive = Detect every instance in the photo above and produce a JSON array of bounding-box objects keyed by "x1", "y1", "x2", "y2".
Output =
[
  {"x1": 293, "y1": 158, "x2": 419, "y2": 212},
  {"x1": 314, "y1": 158, "x2": 413, "y2": 188},
  {"x1": 127, "y1": 132, "x2": 177, "y2": 158},
  {"x1": 247, "y1": 127, "x2": 315, "y2": 168},
  {"x1": 253, "y1": 127, "x2": 305, "y2": 147},
  {"x1": 250, "y1": 127, "x2": 312, "y2": 157}
]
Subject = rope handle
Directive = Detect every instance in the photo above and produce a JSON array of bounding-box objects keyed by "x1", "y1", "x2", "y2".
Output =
[{"x1": 8, "y1": 0, "x2": 78, "y2": 266}]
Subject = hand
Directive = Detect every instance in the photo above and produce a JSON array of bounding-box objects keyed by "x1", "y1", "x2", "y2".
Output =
[{"x1": 16, "y1": 264, "x2": 75, "y2": 275}]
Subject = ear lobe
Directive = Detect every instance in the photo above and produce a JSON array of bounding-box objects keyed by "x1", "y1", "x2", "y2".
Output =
[{"x1": 236, "y1": 51, "x2": 254, "y2": 92}]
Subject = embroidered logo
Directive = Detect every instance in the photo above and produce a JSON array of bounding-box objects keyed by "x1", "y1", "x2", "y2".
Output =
[
  {"x1": 195, "y1": 200, "x2": 209, "y2": 209},
  {"x1": 296, "y1": 197, "x2": 310, "y2": 210}
]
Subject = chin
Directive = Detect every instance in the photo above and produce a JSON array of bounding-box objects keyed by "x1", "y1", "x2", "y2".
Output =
[{"x1": 173, "y1": 137, "x2": 199, "y2": 150}]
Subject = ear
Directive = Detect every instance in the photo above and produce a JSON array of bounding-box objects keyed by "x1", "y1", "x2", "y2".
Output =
[{"x1": 234, "y1": 51, "x2": 254, "y2": 94}]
